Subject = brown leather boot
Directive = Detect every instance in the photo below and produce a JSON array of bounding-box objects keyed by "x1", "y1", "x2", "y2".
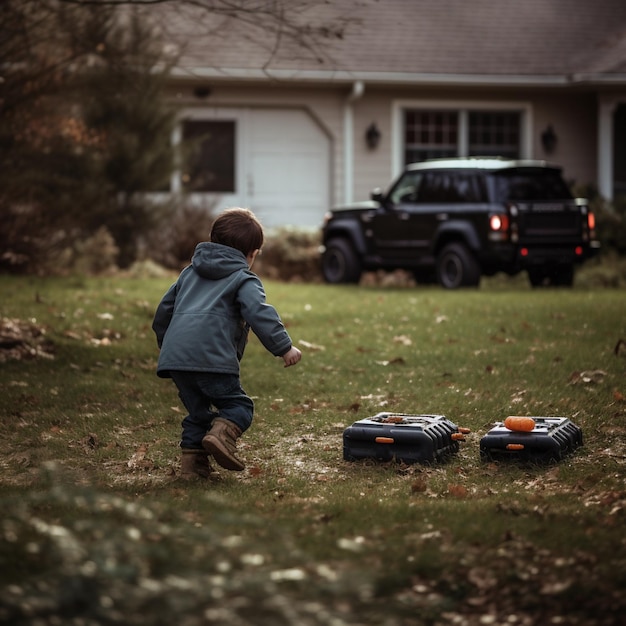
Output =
[
  {"x1": 202, "y1": 418, "x2": 245, "y2": 471},
  {"x1": 180, "y1": 449, "x2": 219, "y2": 480}
]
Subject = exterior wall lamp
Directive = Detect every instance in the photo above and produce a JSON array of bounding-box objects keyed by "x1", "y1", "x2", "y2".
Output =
[
  {"x1": 193, "y1": 85, "x2": 212, "y2": 98},
  {"x1": 541, "y1": 124, "x2": 557, "y2": 154},
  {"x1": 365, "y1": 122, "x2": 381, "y2": 149}
]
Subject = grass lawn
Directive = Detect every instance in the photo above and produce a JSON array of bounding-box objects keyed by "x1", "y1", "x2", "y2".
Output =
[{"x1": 0, "y1": 274, "x2": 624, "y2": 625}]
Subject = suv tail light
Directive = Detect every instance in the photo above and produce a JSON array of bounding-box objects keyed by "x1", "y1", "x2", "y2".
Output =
[
  {"x1": 488, "y1": 213, "x2": 510, "y2": 241},
  {"x1": 489, "y1": 214, "x2": 509, "y2": 232},
  {"x1": 587, "y1": 212, "x2": 596, "y2": 231}
]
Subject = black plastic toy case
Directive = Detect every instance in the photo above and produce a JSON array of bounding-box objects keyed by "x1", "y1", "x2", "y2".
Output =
[
  {"x1": 480, "y1": 417, "x2": 583, "y2": 463},
  {"x1": 343, "y1": 412, "x2": 466, "y2": 465}
]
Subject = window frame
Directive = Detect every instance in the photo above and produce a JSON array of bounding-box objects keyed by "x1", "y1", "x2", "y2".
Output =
[
  {"x1": 180, "y1": 118, "x2": 237, "y2": 193},
  {"x1": 171, "y1": 107, "x2": 245, "y2": 199},
  {"x1": 391, "y1": 100, "x2": 532, "y2": 178}
]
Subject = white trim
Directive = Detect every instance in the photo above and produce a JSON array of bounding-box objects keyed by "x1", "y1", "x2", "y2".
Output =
[
  {"x1": 572, "y1": 73, "x2": 626, "y2": 85},
  {"x1": 172, "y1": 66, "x2": 608, "y2": 87},
  {"x1": 458, "y1": 110, "x2": 469, "y2": 157},
  {"x1": 170, "y1": 123, "x2": 182, "y2": 193},
  {"x1": 174, "y1": 106, "x2": 247, "y2": 205},
  {"x1": 344, "y1": 81, "x2": 364, "y2": 204},
  {"x1": 391, "y1": 99, "x2": 533, "y2": 177},
  {"x1": 598, "y1": 97, "x2": 620, "y2": 201}
]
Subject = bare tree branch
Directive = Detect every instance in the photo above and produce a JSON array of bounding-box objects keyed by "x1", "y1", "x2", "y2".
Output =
[{"x1": 53, "y1": 0, "x2": 352, "y2": 68}]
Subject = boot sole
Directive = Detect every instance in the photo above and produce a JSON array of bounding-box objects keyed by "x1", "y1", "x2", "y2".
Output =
[{"x1": 202, "y1": 434, "x2": 245, "y2": 471}]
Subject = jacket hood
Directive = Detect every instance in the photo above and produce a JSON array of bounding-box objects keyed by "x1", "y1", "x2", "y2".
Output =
[{"x1": 191, "y1": 242, "x2": 248, "y2": 280}]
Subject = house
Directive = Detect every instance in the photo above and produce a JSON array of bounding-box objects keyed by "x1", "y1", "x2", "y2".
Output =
[{"x1": 158, "y1": 0, "x2": 626, "y2": 229}]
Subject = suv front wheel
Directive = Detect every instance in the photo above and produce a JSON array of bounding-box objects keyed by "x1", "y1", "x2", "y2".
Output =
[
  {"x1": 322, "y1": 238, "x2": 362, "y2": 284},
  {"x1": 436, "y1": 243, "x2": 481, "y2": 289}
]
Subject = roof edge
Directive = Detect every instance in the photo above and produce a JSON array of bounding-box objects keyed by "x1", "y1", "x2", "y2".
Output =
[{"x1": 171, "y1": 67, "x2": 626, "y2": 87}]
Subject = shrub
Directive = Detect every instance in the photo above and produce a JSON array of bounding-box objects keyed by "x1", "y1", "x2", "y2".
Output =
[
  {"x1": 255, "y1": 227, "x2": 322, "y2": 282},
  {"x1": 573, "y1": 183, "x2": 626, "y2": 255},
  {"x1": 143, "y1": 201, "x2": 217, "y2": 270},
  {"x1": 576, "y1": 251, "x2": 626, "y2": 288},
  {"x1": 72, "y1": 227, "x2": 120, "y2": 275}
]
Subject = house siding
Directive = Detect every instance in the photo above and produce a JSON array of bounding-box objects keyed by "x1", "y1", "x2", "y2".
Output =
[
  {"x1": 168, "y1": 83, "x2": 349, "y2": 216},
  {"x1": 158, "y1": 0, "x2": 626, "y2": 213},
  {"x1": 348, "y1": 87, "x2": 601, "y2": 202},
  {"x1": 530, "y1": 91, "x2": 598, "y2": 189},
  {"x1": 168, "y1": 81, "x2": 616, "y2": 216}
]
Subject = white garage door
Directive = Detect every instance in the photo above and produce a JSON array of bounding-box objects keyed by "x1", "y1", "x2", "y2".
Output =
[
  {"x1": 179, "y1": 107, "x2": 330, "y2": 230},
  {"x1": 247, "y1": 109, "x2": 330, "y2": 229}
]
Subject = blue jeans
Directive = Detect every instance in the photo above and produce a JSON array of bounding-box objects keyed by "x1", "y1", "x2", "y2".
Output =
[{"x1": 169, "y1": 371, "x2": 254, "y2": 449}]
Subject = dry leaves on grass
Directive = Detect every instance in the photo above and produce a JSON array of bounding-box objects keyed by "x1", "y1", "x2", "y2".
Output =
[
  {"x1": 0, "y1": 317, "x2": 55, "y2": 362},
  {"x1": 568, "y1": 370, "x2": 607, "y2": 385},
  {"x1": 64, "y1": 327, "x2": 121, "y2": 346}
]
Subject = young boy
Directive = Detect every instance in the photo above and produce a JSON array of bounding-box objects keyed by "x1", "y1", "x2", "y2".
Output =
[{"x1": 152, "y1": 208, "x2": 302, "y2": 479}]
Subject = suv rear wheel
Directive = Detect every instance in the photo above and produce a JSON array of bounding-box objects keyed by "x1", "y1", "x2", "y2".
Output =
[
  {"x1": 436, "y1": 243, "x2": 481, "y2": 289},
  {"x1": 322, "y1": 238, "x2": 362, "y2": 284}
]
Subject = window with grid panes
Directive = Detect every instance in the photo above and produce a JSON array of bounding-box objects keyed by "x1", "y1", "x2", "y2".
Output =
[
  {"x1": 403, "y1": 109, "x2": 521, "y2": 165},
  {"x1": 404, "y1": 110, "x2": 458, "y2": 164},
  {"x1": 468, "y1": 111, "x2": 519, "y2": 158}
]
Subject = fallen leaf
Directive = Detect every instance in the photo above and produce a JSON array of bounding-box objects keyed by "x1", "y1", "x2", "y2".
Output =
[
  {"x1": 337, "y1": 537, "x2": 365, "y2": 552},
  {"x1": 127, "y1": 444, "x2": 148, "y2": 469},
  {"x1": 468, "y1": 567, "x2": 498, "y2": 590},
  {"x1": 569, "y1": 370, "x2": 607, "y2": 385},
  {"x1": 447, "y1": 484, "x2": 468, "y2": 498},
  {"x1": 540, "y1": 580, "x2": 573, "y2": 595},
  {"x1": 411, "y1": 478, "x2": 428, "y2": 493},
  {"x1": 375, "y1": 357, "x2": 405, "y2": 366},
  {"x1": 298, "y1": 339, "x2": 325, "y2": 351},
  {"x1": 393, "y1": 335, "x2": 412, "y2": 346}
]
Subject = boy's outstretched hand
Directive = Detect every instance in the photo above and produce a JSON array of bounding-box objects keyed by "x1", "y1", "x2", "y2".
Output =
[{"x1": 281, "y1": 346, "x2": 302, "y2": 368}]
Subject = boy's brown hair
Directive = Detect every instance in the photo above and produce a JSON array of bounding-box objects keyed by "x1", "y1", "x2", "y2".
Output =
[{"x1": 210, "y1": 208, "x2": 264, "y2": 256}]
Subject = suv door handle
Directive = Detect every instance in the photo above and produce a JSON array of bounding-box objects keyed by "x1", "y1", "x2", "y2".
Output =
[{"x1": 436, "y1": 213, "x2": 449, "y2": 221}]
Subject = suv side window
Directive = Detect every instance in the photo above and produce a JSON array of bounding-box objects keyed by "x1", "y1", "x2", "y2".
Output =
[
  {"x1": 388, "y1": 171, "x2": 423, "y2": 204},
  {"x1": 494, "y1": 169, "x2": 573, "y2": 201},
  {"x1": 418, "y1": 172, "x2": 487, "y2": 203},
  {"x1": 417, "y1": 172, "x2": 448, "y2": 202},
  {"x1": 453, "y1": 173, "x2": 487, "y2": 202}
]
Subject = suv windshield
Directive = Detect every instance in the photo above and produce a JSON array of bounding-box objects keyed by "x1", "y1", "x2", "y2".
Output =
[{"x1": 493, "y1": 168, "x2": 573, "y2": 202}]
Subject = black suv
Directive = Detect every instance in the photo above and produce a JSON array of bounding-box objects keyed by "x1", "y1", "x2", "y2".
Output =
[{"x1": 321, "y1": 157, "x2": 599, "y2": 288}]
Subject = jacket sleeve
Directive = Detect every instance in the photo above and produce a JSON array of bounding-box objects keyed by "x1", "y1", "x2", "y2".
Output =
[
  {"x1": 237, "y1": 274, "x2": 293, "y2": 357},
  {"x1": 152, "y1": 282, "x2": 178, "y2": 348}
]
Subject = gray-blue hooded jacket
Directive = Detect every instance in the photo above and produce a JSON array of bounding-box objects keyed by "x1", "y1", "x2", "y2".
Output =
[{"x1": 152, "y1": 242, "x2": 293, "y2": 378}]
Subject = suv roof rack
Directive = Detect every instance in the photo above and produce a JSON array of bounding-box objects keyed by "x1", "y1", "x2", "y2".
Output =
[{"x1": 406, "y1": 157, "x2": 555, "y2": 171}]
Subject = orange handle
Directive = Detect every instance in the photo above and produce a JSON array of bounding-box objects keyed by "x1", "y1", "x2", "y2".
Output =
[{"x1": 506, "y1": 443, "x2": 525, "y2": 450}]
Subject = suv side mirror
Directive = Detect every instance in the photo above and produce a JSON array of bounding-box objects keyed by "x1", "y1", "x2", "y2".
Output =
[{"x1": 370, "y1": 188, "x2": 385, "y2": 203}]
